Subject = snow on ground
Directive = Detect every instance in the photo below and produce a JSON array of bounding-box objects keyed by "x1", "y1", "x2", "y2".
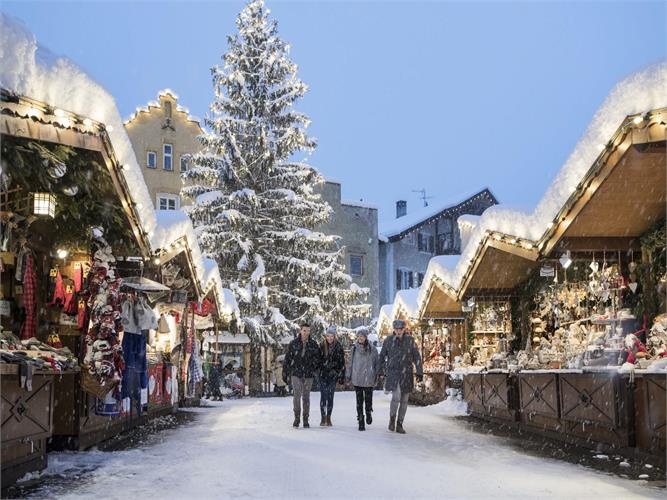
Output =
[{"x1": 29, "y1": 393, "x2": 661, "y2": 499}]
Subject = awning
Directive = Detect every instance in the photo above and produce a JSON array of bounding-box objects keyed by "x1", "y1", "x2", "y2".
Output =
[{"x1": 202, "y1": 332, "x2": 251, "y2": 345}]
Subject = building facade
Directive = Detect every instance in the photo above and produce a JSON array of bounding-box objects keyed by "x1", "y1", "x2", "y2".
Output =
[
  {"x1": 316, "y1": 180, "x2": 380, "y2": 317},
  {"x1": 379, "y1": 188, "x2": 497, "y2": 306},
  {"x1": 124, "y1": 89, "x2": 203, "y2": 210}
]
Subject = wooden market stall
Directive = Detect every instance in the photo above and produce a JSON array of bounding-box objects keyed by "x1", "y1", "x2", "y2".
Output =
[
  {"x1": 0, "y1": 92, "x2": 154, "y2": 471},
  {"x1": 453, "y1": 108, "x2": 667, "y2": 459}
]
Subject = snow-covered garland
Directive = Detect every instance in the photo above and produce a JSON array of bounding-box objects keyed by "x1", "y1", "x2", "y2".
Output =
[{"x1": 183, "y1": 0, "x2": 369, "y2": 344}]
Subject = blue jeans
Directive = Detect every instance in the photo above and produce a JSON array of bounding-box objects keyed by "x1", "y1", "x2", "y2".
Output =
[{"x1": 319, "y1": 378, "x2": 337, "y2": 417}]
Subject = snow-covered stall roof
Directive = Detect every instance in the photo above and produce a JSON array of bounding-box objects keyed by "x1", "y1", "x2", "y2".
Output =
[
  {"x1": 202, "y1": 332, "x2": 251, "y2": 346},
  {"x1": 379, "y1": 188, "x2": 497, "y2": 241},
  {"x1": 412, "y1": 61, "x2": 667, "y2": 313},
  {"x1": 152, "y1": 210, "x2": 240, "y2": 320},
  {"x1": 0, "y1": 14, "x2": 238, "y2": 320},
  {"x1": 377, "y1": 304, "x2": 394, "y2": 333},
  {"x1": 393, "y1": 288, "x2": 421, "y2": 321}
]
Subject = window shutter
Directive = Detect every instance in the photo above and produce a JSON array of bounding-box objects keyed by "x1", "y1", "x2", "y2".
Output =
[
  {"x1": 396, "y1": 269, "x2": 402, "y2": 290},
  {"x1": 429, "y1": 236, "x2": 435, "y2": 253},
  {"x1": 408, "y1": 271, "x2": 414, "y2": 289}
]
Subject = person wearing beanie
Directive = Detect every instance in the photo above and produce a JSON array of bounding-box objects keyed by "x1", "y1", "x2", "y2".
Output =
[
  {"x1": 318, "y1": 325, "x2": 345, "y2": 426},
  {"x1": 378, "y1": 319, "x2": 423, "y2": 434},
  {"x1": 346, "y1": 327, "x2": 379, "y2": 431}
]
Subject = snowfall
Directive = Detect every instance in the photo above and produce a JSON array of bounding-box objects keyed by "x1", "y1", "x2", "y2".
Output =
[{"x1": 21, "y1": 393, "x2": 663, "y2": 499}]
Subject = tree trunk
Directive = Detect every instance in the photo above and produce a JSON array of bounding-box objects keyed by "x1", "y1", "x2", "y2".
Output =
[{"x1": 249, "y1": 340, "x2": 263, "y2": 395}]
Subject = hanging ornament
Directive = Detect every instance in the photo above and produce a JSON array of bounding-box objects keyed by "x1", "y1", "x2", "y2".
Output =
[
  {"x1": 47, "y1": 161, "x2": 67, "y2": 179},
  {"x1": 62, "y1": 185, "x2": 78, "y2": 196},
  {"x1": 628, "y1": 261, "x2": 637, "y2": 273},
  {"x1": 589, "y1": 261, "x2": 599, "y2": 273},
  {"x1": 628, "y1": 282, "x2": 638, "y2": 294}
]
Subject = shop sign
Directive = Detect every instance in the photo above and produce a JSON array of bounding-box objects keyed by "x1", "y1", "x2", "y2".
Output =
[{"x1": 540, "y1": 265, "x2": 555, "y2": 277}]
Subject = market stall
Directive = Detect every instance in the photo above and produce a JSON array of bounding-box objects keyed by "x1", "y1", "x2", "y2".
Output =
[{"x1": 447, "y1": 106, "x2": 667, "y2": 456}]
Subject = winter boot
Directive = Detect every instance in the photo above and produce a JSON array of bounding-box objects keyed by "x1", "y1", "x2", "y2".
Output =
[
  {"x1": 366, "y1": 410, "x2": 373, "y2": 425},
  {"x1": 303, "y1": 414, "x2": 310, "y2": 428},
  {"x1": 358, "y1": 415, "x2": 366, "y2": 431},
  {"x1": 326, "y1": 415, "x2": 332, "y2": 426},
  {"x1": 293, "y1": 414, "x2": 300, "y2": 428},
  {"x1": 388, "y1": 416, "x2": 396, "y2": 432},
  {"x1": 320, "y1": 414, "x2": 327, "y2": 427},
  {"x1": 396, "y1": 420, "x2": 406, "y2": 434}
]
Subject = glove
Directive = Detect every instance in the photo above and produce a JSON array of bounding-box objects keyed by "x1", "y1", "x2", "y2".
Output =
[{"x1": 416, "y1": 374, "x2": 423, "y2": 383}]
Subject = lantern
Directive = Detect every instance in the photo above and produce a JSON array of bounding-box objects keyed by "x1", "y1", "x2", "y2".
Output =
[{"x1": 32, "y1": 192, "x2": 56, "y2": 218}]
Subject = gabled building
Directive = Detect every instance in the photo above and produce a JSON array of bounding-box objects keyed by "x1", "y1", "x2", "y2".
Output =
[
  {"x1": 124, "y1": 90, "x2": 203, "y2": 210},
  {"x1": 378, "y1": 188, "x2": 497, "y2": 306}
]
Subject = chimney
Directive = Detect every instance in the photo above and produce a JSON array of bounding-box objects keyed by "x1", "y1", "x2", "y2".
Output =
[{"x1": 396, "y1": 200, "x2": 407, "y2": 218}]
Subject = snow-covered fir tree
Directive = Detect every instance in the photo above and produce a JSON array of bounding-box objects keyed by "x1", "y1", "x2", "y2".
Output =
[{"x1": 184, "y1": 0, "x2": 370, "y2": 390}]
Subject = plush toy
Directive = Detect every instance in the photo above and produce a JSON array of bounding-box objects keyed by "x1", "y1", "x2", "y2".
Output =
[{"x1": 624, "y1": 334, "x2": 647, "y2": 364}]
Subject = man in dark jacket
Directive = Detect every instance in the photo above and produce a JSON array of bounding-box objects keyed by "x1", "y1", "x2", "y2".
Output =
[
  {"x1": 378, "y1": 319, "x2": 423, "y2": 434},
  {"x1": 283, "y1": 323, "x2": 321, "y2": 428},
  {"x1": 318, "y1": 325, "x2": 345, "y2": 427}
]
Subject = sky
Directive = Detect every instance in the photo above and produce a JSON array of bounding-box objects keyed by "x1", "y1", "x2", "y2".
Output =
[{"x1": 2, "y1": 0, "x2": 665, "y2": 228}]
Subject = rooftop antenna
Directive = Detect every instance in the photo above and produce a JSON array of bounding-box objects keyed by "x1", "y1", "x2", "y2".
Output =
[{"x1": 412, "y1": 188, "x2": 433, "y2": 207}]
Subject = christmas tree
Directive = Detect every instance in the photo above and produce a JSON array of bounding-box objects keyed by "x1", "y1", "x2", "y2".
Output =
[{"x1": 184, "y1": 0, "x2": 370, "y2": 392}]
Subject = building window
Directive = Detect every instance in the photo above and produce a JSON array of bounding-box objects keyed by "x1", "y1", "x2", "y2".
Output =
[
  {"x1": 163, "y1": 144, "x2": 173, "y2": 171},
  {"x1": 350, "y1": 255, "x2": 364, "y2": 276},
  {"x1": 164, "y1": 101, "x2": 172, "y2": 118},
  {"x1": 418, "y1": 232, "x2": 435, "y2": 254},
  {"x1": 147, "y1": 151, "x2": 157, "y2": 168},
  {"x1": 417, "y1": 272, "x2": 425, "y2": 287},
  {"x1": 180, "y1": 155, "x2": 189, "y2": 173},
  {"x1": 157, "y1": 193, "x2": 179, "y2": 211},
  {"x1": 437, "y1": 233, "x2": 454, "y2": 254},
  {"x1": 396, "y1": 268, "x2": 413, "y2": 291}
]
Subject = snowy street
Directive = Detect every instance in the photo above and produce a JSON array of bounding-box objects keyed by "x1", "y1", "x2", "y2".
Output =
[{"x1": 25, "y1": 393, "x2": 662, "y2": 499}]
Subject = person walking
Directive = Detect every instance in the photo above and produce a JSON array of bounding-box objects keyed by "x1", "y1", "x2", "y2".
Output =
[
  {"x1": 378, "y1": 319, "x2": 423, "y2": 434},
  {"x1": 346, "y1": 327, "x2": 379, "y2": 431},
  {"x1": 283, "y1": 323, "x2": 321, "y2": 428},
  {"x1": 318, "y1": 326, "x2": 345, "y2": 427},
  {"x1": 272, "y1": 355, "x2": 287, "y2": 397}
]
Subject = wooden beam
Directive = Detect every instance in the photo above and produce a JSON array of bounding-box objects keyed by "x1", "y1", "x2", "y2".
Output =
[{"x1": 554, "y1": 236, "x2": 641, "y2": 252}]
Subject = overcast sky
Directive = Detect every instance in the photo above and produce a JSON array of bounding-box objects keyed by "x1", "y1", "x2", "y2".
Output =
[{"x1": 4, "y1": 0, "x2": 665, "y2": 227}]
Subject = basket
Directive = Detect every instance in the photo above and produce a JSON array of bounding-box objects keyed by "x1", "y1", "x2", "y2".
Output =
[{"x1": 80, "y1": 368, "x2": 119, "y2": 399}]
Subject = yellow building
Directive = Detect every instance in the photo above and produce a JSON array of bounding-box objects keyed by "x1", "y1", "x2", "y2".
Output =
[{"x1": 124, "y1": 89, "x2": 203, "y2": 209}]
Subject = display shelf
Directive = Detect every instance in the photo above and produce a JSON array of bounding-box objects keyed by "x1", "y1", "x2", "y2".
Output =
[{"x1": 470, "y1": 330, "x2": 509, "y2": 335}]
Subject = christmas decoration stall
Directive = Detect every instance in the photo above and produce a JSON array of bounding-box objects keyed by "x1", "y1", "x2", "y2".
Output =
[
  {"x1": 412, "y1": 62, "x2": 667, "y2": 460},
  {"x1": 0, "y1": 15, "x2": 238, "y2": 486}
]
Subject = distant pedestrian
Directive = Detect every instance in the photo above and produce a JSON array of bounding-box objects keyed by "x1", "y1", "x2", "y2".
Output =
[
  {"x1": 378, "y1": 319, "x2": 423, "y2": 434},
  {"x1": 318, "y1": 326, "x2": 345, "y2": 426},
  {"x1": 346, "y1": 327, "x2": 378, "y2": 431},
  {"x1": 272, "y1": 355, "x2": 287, "y2": 397},
  {"x1": 283, "y1": 323, "x2": 321, "y2": 428}
]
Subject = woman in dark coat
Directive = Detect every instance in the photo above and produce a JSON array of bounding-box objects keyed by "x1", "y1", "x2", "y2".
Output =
[{"x1": 319, "y1": 326, "x2": 345, "y2": 426}]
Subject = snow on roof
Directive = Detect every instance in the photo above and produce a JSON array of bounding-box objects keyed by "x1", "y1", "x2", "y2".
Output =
[
  {"x1": 202, "y1": 332, "x2": 250, "y2": 345},
  {"x1": 0, "y1": 14, "x2": 236, "y2": 319},
  {"x1": 124, "y1": 89, "x2": 202, "y2": 125},
  {"x1": 152, "y1": 210, "x2": 239, "y2": 320},
  {"x1": 393, "y1": 288, "x2": 420, "y2": 319},
  {"x1": 341, "y1": 199, "x2": 378, "y2": 210},
  {"x1": 414, "y1": 61, "x2": 667, "y2": 313},
  {"x1": 457, "y1": 215, "x2": 479, "y2": 254},
  {"x1": 380, "y1": 188, "x2": 496, "y2": 239},
  {"x1": 158, "y1": 88, "x2": 179, "y2": 99}
]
